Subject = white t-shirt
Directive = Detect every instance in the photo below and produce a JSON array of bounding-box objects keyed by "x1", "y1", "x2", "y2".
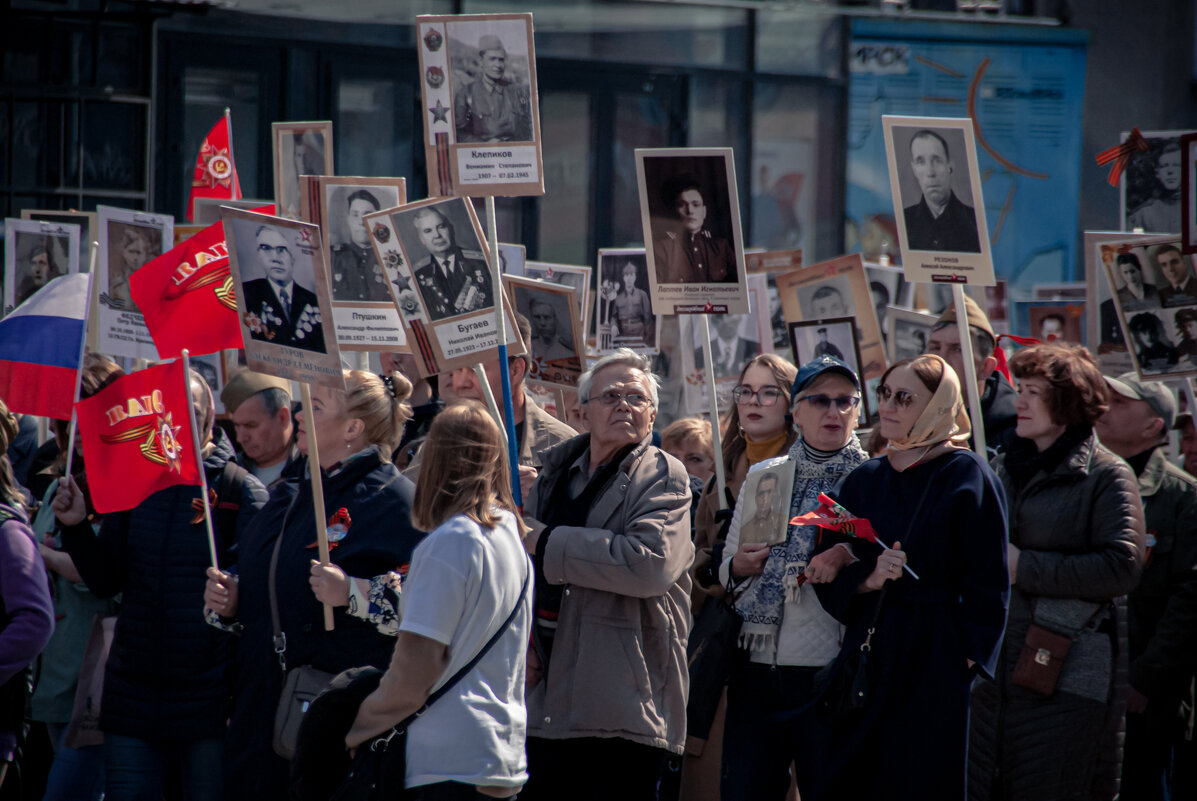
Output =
[{"x1": 400, "y1": 509, "x2": 533, "y2": 790}]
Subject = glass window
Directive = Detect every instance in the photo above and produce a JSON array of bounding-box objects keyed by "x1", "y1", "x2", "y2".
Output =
[
  {"x1": 336, "y1": 78, "x2": 413, "y2": 181},
  {"x1": 611, "y1": 91, "x2": 670, "y2": 247},
  {"x1": 756, "y1": 7, "x2": 843, "y2": 78},
  {"x1": 183, "y1": 68, "x2": 261, "y2": 204},
  {"x1": 538, "y1": 92, "x2": 592, "y2": 264},
  {"x1": 83, "y1": 101, "x2": 146, "y2": 192},
  {"x1": 688, "y1": 75, "x2": 748, "y2": 216}
]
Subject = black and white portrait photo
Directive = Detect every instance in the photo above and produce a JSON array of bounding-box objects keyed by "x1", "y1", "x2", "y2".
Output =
[
  {"x1": 641, "y1": 155, "x2": 739, "y2": 286},
  {"x1": 1128, "y1": 310, "x2": 1181, "y2": 375},
  {"x1": 229, "y1": 220, "x2": 326, "y2": 353},
  {"x1": 738, "y1": 460, "x2": 797, "y2": 546},
  {"x1": 892, "y1": 126, "x2": 981, "y2": 254},
  {"x1": 393, "y1": 198, "x2": 494, "y2": 323},
  {"x1": 887, "y1": 308, "x2": 938, "y2": 364},
  {"x1": 325, "y1": 184, "x2": 403, "y2": 303},
  {"x1": 507, "y1": 276, "x2": 583, "y2": 388},
  {"x1": 447, "y1": 20, "x2": 535, "y2": 144},
  {"x1": 103, "y1": 221, "x2": 162, "y2": 310},
  {"x1": 692, "y1": 313, "x2": 762, "y2": 382},
  {"x1": 1123, "y1": 132, "x2": 1184, "y2": 235},
  {"x1": 272, "y1": 122, "x2": 333, "y2": 221},
  {"x1": 20, "y1": 210, "x2": 93, "y2": 273},
  {"x1": 789, "y1": 318, "x2": 861, "y2": 379},
  {"x1": 6, "y1": 231, "x2": 69, "y2": 312},
  {"x1": 524, "y1": 261, "x2": 592, "y2": 331},
  {"x1": 597, "y1": 249, "x2": 657, "y2": 354},
  {"x1": 797, "y1": 275, "x2": 855, "y2": 320},
  {"x1": 1110, "y1": 249, "x2": 1162, "y2": 312},
  {"x1": 1149, "y1": 242, "x2": 1197, "y2": 307}
]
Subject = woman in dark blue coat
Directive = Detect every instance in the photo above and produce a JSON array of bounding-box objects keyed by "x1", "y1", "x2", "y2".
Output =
[
  {"x1": 813, "y1": 354, "x2": 1009, "y2": 800},
  {"x1": 205, "y1": 370, "x2": 425, "y2": 801}
]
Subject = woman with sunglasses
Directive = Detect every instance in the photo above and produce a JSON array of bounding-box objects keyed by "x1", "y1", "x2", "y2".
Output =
[
  {"x1": 711, "y1": 356, "x2": 870, "y2": 801},
  {"x1": 683, "y1": 353, "x2": 798, "y2": 801},
  {"x1": 968, "y1": 344, "x2": 1143, "y2": 801},
  {"x1": 812, "y1": 354, "x2": 1009, "y2": 801}
]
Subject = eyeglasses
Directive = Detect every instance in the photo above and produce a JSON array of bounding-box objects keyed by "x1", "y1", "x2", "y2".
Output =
[
  {"x1": 731, "y1": 386, "x2": 787, "y2": 406},
  {"x1": 585, "y1": 390, "x2": 653, "y2": 410},
  {"x1": 795, "y1": 394, "x2": 861, "y2": 413},
  {"x1": 258, "y1": 243, "x2": 291, "y2": 256},
  {"x1": 876, "y1": 385, "x2": 919, "y2": 408}
]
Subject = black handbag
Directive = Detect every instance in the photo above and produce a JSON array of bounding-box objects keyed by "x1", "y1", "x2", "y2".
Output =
[
  {"x1": 685, "y1": 578, "x2": 742, "y2": 744},
  {"x1": 330, "y1": 564, "x2": 531, "y2": 801}
]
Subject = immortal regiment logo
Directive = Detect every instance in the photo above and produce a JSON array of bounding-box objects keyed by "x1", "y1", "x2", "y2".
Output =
[{"x1": 75, "y1": 359, "x2": 202, "y2": 513}]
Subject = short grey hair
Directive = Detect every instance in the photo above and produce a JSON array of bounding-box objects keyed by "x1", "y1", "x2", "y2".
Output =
[
  {"x1": 578, "y1": 348, "x2": 660, "y2": 409},
  {"x1": 258, "y1": 386, "x2": 291, "y2": 417}
]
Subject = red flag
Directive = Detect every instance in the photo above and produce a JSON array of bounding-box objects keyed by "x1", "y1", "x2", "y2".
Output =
[
  {"x1": 75, "y1": 360, "x2": 202, "y2": 513},
  {"x1": 790, "y1": 493, "x2": 879, "y2": 543},
  {"x1": 129, "y1": 220, "x2": 242, "y2": 358},
  {"x1": 186, "y1": 115, "x2": 242, "y2": 222}
]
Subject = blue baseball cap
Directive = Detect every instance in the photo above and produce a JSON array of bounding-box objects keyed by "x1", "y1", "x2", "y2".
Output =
[{"x1": 792, "y1": 355, "x2": 861, "y2": 397}]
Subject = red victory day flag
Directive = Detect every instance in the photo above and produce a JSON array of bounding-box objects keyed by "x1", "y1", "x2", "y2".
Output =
[
  {"x1": 130, "y1": 220, "x2": 242, "y2": 358},
  {"x1": 186, "y1": 115, "x2": 242, "y2": 222},
  {"x1": 76, "y1": 360, "x2": 202, "y2": 513},
  {"x1": 790, "y1": 493, "x2": 879, "y2": 543}
]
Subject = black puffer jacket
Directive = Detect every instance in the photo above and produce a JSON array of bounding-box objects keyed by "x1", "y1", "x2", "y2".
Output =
[
  {"x1": 981, "y1": 371, "x2": 1018, "y2": 457},
  {"x1": 61, "y1": 430, "x2": 268, "y2": 741},
  {"x1": 969, "y1": 432, "x2": 1145, "y2": 801}
]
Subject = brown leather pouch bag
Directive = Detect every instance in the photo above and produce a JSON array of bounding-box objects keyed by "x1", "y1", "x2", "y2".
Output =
[{"x1": 1011, "y1": 623, "x2": 1073, "y2": 696}]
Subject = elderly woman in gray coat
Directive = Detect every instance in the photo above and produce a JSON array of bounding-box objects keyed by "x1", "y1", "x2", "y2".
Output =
[{"x1": 969, "y1": 344, "x2": 1145, "y2": 801}]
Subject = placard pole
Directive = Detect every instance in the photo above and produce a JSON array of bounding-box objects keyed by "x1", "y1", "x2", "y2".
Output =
[
  {"x1": 485, "y1": 196, "x2": 522, "y2": 505},
  {"x1": 952, "y1": 283, "x2": 987, "y2": 457},
  {"x1": 699, "y1": 314, "x2": 729, "y2": 508},
  {"x1": 63, "y1": 244, "x2": 99, "y2": 484},
  {"x1": 300, "y1": 382, "x2": 335, "y2": 631},
  {"x1": 181, "y1": 350, "x2": 220, "y2": 571}
]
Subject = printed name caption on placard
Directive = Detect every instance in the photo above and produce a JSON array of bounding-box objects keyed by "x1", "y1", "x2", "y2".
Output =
[
  {"x1": 457, "y1": 146, "x2": 539, "y2": 185},
  {"x1": 331, "y1": 308, "x2": 405, "y2": 347}
]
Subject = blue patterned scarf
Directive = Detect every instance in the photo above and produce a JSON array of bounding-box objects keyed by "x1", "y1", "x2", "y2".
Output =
[{"x1": 734, "y1": 434, "x2": 867, "y2": 656}]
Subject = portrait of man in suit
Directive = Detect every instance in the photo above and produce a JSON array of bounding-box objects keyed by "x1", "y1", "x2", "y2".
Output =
[
  {"x1": 1155, "y1": 243, "x2": 1197, "y2": 307},
  {"x1": 900, "y1": 128, "x2": 981, "y2": 254},
  {"x1": 241, "y1": 225, "x2": 327, "y2": 353},
  {"x1": 692, "y1": 313, "x2": 758, "y2": 379},
  {"x1": 409, "y1": 206, "x2": 494, "y2": 322}
]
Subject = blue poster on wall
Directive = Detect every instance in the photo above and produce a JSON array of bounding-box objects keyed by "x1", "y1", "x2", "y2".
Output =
[{"x1": 845, "y1": 19, "x2": 1088, "y2": 305}]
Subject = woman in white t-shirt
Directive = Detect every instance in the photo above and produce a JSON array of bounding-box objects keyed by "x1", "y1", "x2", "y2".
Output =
[{"x1": 347, "y1": 401, "x2": 533, "y2": 800}]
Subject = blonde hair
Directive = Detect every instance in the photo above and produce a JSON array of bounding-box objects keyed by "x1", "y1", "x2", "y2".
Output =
[
  {"x1": 341, "y1": 369, "x2": 414, "y2": 462},
  {"x1": 661, "y1": 417, "x2": 713, "y2": 454},
  {"x1": 411, "y1": 401, "x2": 524, "y2": 534}
]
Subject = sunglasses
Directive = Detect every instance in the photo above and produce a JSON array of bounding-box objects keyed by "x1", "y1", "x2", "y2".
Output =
[
  {"x1": 795, "y1": 394, "x2": 861, "y2": 413},
  {"x1": 875, "y1": 385, "x2": 919, "y2": 408}
]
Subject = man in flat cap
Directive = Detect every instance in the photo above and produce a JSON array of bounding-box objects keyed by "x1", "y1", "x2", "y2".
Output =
[
  {"x1": 331, "y1": 189, "x2": 392, "y2": 303},
  {"x1": 221, "y1": 369, "x2": 297, "y2": 489},
  {"x1": 455, "y1": 34, "x2": 533, "y2": 143}
]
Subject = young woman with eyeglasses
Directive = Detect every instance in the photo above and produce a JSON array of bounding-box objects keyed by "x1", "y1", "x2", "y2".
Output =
[
  {"x1": 709, "y1": 356, "x2": 871, "y2": 801},
  {"x1": 811, "y1": 354, "x2": 1009, "y2": 801}
]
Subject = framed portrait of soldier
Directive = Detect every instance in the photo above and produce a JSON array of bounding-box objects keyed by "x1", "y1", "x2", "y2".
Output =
[
  {"x1": 299, "y1": 176, "x2": 407, "y2": 351},
  {"x1": 886, "y1": 307, "x2": 938, "y2": 364},
  {"x1": 1182, "y1": 134, "x2": 1197, "y2": 254},
  {"x1": 680, "y1": 305, "x2": 766, "y2": 415},
  {"x1": 503, "y1": 275, "x2": 583, "y2": 389},
  {"x1": 1101, "y1": 233, "x2": 1197, "y2": 381},
  {"x1": 524, "y1": 261, "x2": 592, "y2": 339},
  {"x1": 416, "y1": 13, "x2": 544, "y2": 198},
  {"x1": 635, "y1": 147, "x2": 749, "y2": 315},
  {"x1": 737, "y1": 458, "x2": 797, "y2": 547},
  {"x1": 21, "y1": 210, "x2": 95, "y2": 272},
  {"x1": 596, "y1": 248, "x2": 660, "y2": 356},
  {"x1": 1119, "y1": 130, "x2": 1189, "y2": 236},
  {"x1": 97, "y1": 205, "x2": 173, "y2": 360},
  {"x1": 1086, "y1": 230, "x2": 1157, "y2": 375},
  {"x1": 363, "y1": 196, "x2": 524, "y2": 377},
  {"x1": 3, "y1": 218, "x2": 80, "y2": 316},
  {"x1": 882, "y1": 116, "x2": 995, "y2": 287},
  {"x1": 222, "y1": 208, "x2": 344, "y2": 390},
  {"x1": 272, "y1": 121, "x2": 333, "y2": 221},
  {"x1": 776, "y1": 254, "x2": 887, "y2": 389},
  {"x1": 788, "y1": 317, "x2": 868, "y2": 420}
]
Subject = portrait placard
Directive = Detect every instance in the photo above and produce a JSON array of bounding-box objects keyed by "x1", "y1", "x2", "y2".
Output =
[
  {"x1": 525, "y1": 381, "x2": 565, "y2": 423},
  {"x1": 882, "y1": 116, "x2": 995, "y2": 287},
  {"x1": 21, "y1": 210, "x2": 95, "y2": 271},
  {"x1": 1100, "y1": 234, "x2": 1197, "y2": 381},
  {"x1": 1015, "y1": 301, "x2": 1085, "y2": 345},
  {"x1": 222, "y1": 208, "x2": 344, "y2": 390},
  {"x1": 272, "y1": 121, "x2": 334, "y2": 221},
  {"x1": 737, "y1": 457, "x2": 798, "y2": 547},
  {"x1": 864, "y1": 261, "x2": 910, "y2": 347},
  {"x1": 300, "y1": 176, "x2": 407, "y2": 351},
  {"x1": 1085, "y1": 231, "x2": 1157, "y2": 375},
  {"x1": 362, "y1": 196, "x2": 523, "y2": 377},
  {"x1": 635, "y1": 147, "x2": 749, "y2": 315},
  {"x1": 1120, "y1": 130, "x2": 1190, "y2": 235},
  {"x1": 1182, "y1": 134, "x2": 1197, "y2": 254},
  {"x1": 3, "y1": 218, "x2": 81, "y2": 316},
  {"x1": 503, "y1": 275, "x2": 584, "y2": 389},
  {"x1": 886, "y1": 307, "x2": 938, "y2": 365},
  {"x1": 416, "y1": 13, "x2": 544, "y2": 198},
  {"x1": 97, "y1": 206, "x2": 173, "y2": 360},
  {"x1": 596, "y1": 248, "x2": 660, "y2": 356},
  {"x1": 775, "y1": 254, "x2": 886, "y2": 386},
  {"x1": 788, "y1": 317, "x2": 868, "y2": 418},
  {"x1": 189, "y1": 353, "x2": 226, "y2": 415},
  {"x1": 680, "y1": 302, "x2": 767, "y2": 415},
  {"x1": 524, "y1": 261, "x2": 592, "y2": 339}
]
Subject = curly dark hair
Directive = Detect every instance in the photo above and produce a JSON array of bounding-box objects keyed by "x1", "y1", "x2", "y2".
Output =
[{"x1": 1009, "y1": 343, "x2": 1109, "y2": 427}]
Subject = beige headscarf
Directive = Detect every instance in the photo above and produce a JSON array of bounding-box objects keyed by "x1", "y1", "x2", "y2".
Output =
[{"x1": 885, "y1": 354, "x2": 971, "y2": 472}]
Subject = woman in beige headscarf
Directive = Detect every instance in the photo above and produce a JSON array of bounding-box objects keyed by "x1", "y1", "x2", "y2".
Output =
[{"x1": 809, "y1": 354, "x2": 1010, "y2": 801}]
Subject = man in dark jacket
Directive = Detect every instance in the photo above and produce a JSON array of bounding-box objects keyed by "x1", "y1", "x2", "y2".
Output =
[
  {"x1": 52, "y1": 370, "x2": 268, "y2": 801},
  {"x1": 1095, "y1": 373, "x2": 1197, "y2": 801},
  {"x1": 924, "y1": 294, "x2": 1017, "y2": 458},
  {"x1": 221, "y1": 368, "x2": 298, "y2": 489}
]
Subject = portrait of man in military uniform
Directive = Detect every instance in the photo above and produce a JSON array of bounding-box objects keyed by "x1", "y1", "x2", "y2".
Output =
[
  {"x1": 598, "y1": 256, "x2": 656, "y2": 352},
  {"x1": 454, "y1": 33, "x2": 533, "y2": 144},
  {"x1": 404, "y1": 204, "x2": 494, "y2": 322},
  {"x1": 651, "y1": 175, "x2": 737, "y2": 285},
  {"x1": 526, "y1": 296, "x2": 576, "y2": 362},
  {"x1": 739, "y1": 471, "x2": 785, "y2": 546},
  {"x1": 329, "y1": 188, "x2": 393, "y2": 304}
]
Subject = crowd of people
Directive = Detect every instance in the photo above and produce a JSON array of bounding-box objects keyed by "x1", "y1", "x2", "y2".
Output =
[{"x1": 0, "y1": 297, "x2": 1194, "y2": 801}]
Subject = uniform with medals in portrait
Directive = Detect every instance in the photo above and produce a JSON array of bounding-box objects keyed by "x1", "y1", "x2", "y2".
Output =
[
  {"x1": 242, "y1": 278, "x2": 327, "y2": 353},
  {"x1": 413, "y1": 248, "x2": 494, "y2": 321},
  {"x1": 654, "y1": 229, "x2": 735, "y2": 284},
  {"x1": 331, "y1": 242, "x2": 392, "y2": 303}
]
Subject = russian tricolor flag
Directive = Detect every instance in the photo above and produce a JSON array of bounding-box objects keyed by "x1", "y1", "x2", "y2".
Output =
[{"x1": 0, "y1": 273, "x2": 89, "y2": 420}]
